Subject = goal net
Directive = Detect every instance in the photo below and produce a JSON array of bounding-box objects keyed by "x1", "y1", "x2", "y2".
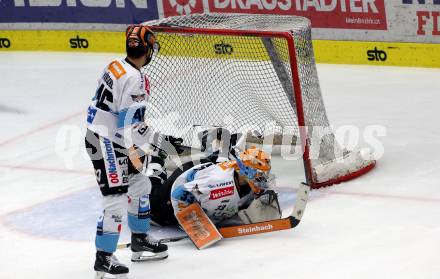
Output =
[{"x1": 142, "y1": 13, "x2": 375, "y2": 189}]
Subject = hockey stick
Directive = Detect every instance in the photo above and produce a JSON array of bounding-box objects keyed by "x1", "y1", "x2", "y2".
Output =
[
  {"x1": 118, "y1": 183, "x2": 309, "y2": 249},
  {"x1": 162, "y1": 183, "x2": 309, "y2": 247},
  {"x1": 117, "y1": 235, "x2": 189, "y2": 250},
  {"x1": 218, "y1": 182, "x2": 310, "y2": 238},
  {"x1": 174, "y1": 131, "x2": 311, "y2": 239}
]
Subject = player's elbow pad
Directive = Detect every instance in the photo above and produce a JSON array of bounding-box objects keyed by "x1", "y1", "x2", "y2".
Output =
[{"x1": 171, "y1": 186, "x2": 195, "y2": 204}]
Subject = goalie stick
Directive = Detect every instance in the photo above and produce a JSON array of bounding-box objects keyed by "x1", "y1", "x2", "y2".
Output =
[
  {"x1": 172, "y1": 129, "x2": 311, "y2": 240},
  {"x1": 218, "y1": 182, "x2": 310, "y2": 238},
  {"x1": 118, "y1": 129, "x2": 310, "y2": 252},
  {"x1": 222, "y1": 140, "x2": 310, "y2": 237},
  {"x1": 118, "y1": 182, "x2": 309, "y2": 249}
]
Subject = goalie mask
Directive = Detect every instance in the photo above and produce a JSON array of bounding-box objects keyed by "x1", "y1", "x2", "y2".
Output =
[
  {"x1": 236, "y1": 147, "x2": 274, "y2": 193},
  {"x1": 126, "y1": 24, "x2": 157, "y2": 66}
]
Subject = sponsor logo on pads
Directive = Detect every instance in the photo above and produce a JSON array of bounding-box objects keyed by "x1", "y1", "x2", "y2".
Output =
[
  {"x1": 103, "y1": 138, "x2": 120, "y2": 185},
  {"x1": 238, "y1": 224, "x2": 274, "y2": 234}
]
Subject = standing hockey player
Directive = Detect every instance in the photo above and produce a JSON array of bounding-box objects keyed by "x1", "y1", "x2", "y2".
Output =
[{"x1": 85, "y1": 25, "x2": 183, "y2": 279}]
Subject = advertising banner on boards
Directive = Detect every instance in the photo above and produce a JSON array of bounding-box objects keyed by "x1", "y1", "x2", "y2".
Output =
[
  {"x1": 0, "y1": 1, "x2": 438, "y2": 68},
  {"x1": 0, "y1": 0, "x2": 159, "y2": 24},
  {"x1": 1, "y1": 0, "x2": 438, "y2": 44},
  {"x1": 312, "y1": 1, "x2": 440, "y2": 43},
  {"x1": 159, "y1": 0, "x2": 387, "y2": 30}
]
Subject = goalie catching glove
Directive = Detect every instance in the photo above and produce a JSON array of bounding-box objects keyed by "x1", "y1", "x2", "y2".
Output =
[
  {"x1": 257, "y1": 189, "x2": 279, "y2": 206},
  {"x1": 238, "y1": 189, "x2": 282, "y2": 224}
]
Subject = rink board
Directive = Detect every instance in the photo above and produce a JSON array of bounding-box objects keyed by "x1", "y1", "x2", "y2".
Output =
[{"x1": 1, "y1": 30, "x2": 440, "y2": 68}]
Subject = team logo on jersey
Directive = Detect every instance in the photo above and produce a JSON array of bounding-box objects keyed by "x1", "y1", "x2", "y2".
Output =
[{"x1": 209, "y1": 186, "x2": 234, "y2": 200}]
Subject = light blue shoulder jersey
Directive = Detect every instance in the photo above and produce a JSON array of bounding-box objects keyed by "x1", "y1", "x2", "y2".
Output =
[{"x1": 86, "y1": 58, "x2": 152, "y2": 148}]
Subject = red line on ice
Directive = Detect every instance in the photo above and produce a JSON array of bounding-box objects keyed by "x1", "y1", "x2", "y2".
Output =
[
  {"x1": 326, "y1": 190, "x2": 440, "y2": 203},
  {"x1": 0, "y1": 164, "x2": 91, "y2": 175},
  {"x1": 0, "y1": 111, "x2": 83, "y2": 147}
]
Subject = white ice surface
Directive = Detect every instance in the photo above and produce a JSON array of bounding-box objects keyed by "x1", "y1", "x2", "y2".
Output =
[{"x1": 0, "y1": 52, "x2": 440, "y2": 279}]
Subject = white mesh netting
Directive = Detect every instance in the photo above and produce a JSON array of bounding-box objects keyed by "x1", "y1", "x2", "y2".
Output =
[{"x1": 142, "y1": 13, "x2": 375, "y2": 187}]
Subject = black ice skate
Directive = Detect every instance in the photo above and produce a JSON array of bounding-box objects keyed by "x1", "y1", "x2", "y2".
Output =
[
  {"x1": 131, "y1": 233, "x2": 169, "y2": 262},
  {"x1": 94, "y1": 251, "x2": 129, "y2": 279}
]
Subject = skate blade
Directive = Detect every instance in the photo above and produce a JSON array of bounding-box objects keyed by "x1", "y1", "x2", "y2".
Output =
[
  {"x1": 131, "y1": 251, "x2": 168, "y2": 262},
  {"x1": 95, "y1": 271, "x2": 128, "y2": 279}
]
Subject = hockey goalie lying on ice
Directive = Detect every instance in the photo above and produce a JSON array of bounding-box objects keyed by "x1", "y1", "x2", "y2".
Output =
[{"x1": 149, "y1": 142, "x2": 284, "y2": 248}]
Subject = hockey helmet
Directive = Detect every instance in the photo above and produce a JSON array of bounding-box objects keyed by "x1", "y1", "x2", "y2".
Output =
[
  {"x1": 236, "y1": 147, "x2": 273, "y2": 193},
  {"x1": 125, "y1": 24, "x2": 157, "y2": 65}
]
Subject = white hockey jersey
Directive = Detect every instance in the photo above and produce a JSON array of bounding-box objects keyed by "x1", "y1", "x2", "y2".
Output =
[
  {"x1": 170, "y1": 161, "x2": 252, "y2": 224},
  {"x1": 86, "y1": 58, "x2": 155, "y2": 149}
]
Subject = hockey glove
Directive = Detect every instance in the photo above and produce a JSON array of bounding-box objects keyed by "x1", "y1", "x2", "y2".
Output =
[
  {"x1": 257, "y1": 190, "x2": 278, "y2": 206},
  {"x1": 159, "y1": 135, "x2": 185, "y2": 156}
]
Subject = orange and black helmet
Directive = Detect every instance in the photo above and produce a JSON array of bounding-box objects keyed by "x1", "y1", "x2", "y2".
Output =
[
  {"x1": 239, "y1": 146, "x2": 271, "y2": 173},
  {"x1": 236, "y1": 147, "x2": 272, "y2": 194},
  {"x1": 125, "y1": 24, "x2": 156, "y2": 64}
]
